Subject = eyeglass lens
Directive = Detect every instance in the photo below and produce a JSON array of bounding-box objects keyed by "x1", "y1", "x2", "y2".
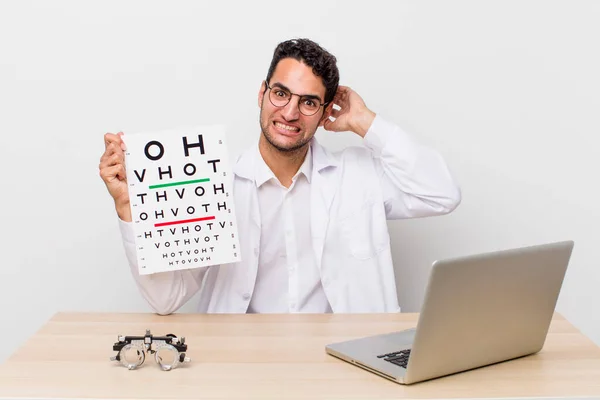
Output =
[{"x1": 269, "y1": 87, "x2": 321, "y2": 116}]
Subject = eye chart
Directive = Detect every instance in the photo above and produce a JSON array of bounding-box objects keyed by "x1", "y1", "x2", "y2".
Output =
[{"x1": 122, "y1": 125, "x2": 241, "y2": 275}]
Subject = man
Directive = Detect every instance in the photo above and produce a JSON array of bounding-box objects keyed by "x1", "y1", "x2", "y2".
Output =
[{"x1": 99, "y1": 38, "x2": 461, "y2": 315}]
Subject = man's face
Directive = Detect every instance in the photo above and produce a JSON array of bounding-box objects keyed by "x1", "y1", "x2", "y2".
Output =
[{"x1": 258, "y1": 58, "x2": 329, "y2": 153}]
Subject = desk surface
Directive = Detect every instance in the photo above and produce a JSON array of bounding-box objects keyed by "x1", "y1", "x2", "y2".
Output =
[{"x1": 0, "y1": 312, "x2": 599, "y2": 400}]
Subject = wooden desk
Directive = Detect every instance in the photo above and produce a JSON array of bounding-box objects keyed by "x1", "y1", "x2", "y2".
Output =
[{"x1": 0, "y1": 312, "x2": 599, "y2": 399}]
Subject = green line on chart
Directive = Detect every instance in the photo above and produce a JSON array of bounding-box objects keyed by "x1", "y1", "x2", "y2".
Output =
[{"x1": 149, "y1": 178, "x2": 210, "y2": 189}]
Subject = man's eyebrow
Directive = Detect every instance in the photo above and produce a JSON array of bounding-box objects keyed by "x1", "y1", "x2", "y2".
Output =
[{"x1": 271, "y1": 82, "x2": 323, "y2": 102}]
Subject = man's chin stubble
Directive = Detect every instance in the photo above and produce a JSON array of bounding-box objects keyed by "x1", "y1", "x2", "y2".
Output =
[{"x1": 260, "y1": 122, "x2": 311, "y2": 154}]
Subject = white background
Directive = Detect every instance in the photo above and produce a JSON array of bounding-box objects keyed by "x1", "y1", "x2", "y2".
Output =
[{"x1": 0, "y1": 0, "x2": 598, "y2": 363}]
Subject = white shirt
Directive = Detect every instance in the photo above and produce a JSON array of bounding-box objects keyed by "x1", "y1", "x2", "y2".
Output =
[
  {"x1": 121, "y1": 115, "x2": 462, "y2": 315},
  {"x1": 248, "y1": 145, "x2": 332, "y2": 313}
]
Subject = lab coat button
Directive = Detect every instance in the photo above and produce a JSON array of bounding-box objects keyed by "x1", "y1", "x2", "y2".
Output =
[{"x1": 242, "y1": 293, "x2": 251, "y2": 301}]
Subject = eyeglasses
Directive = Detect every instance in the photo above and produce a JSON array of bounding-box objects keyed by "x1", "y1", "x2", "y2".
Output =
[{"x1": 264, "y1": 82, "x2": 329, "y2": 116}]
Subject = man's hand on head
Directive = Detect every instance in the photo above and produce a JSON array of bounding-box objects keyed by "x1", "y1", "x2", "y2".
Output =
[{"x1": 322, "y1": 86, "x2": 376, "y2": 138}]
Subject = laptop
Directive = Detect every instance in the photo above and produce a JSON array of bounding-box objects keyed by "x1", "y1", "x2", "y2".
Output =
[{"x1": 325, "y1": 240, "x2": 574, "y2": 384}]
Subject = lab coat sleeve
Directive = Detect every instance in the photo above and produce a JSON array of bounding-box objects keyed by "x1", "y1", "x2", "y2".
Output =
[
  {"x1": 119, "y1": 218, "x2": 208, "y2": 315},
  {"x1": 362, "y1": 114, "x2": 461, "y2": 219}
]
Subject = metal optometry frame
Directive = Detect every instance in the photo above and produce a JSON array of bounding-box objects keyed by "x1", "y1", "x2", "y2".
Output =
[{"x1": 110, "y1": 329, "x2": 191, "y2": 371}]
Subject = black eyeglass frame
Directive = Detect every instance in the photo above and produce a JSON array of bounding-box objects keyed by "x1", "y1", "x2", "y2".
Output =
[{"x1": 264, "y1": 81, "x2": 330, "y2": 116}]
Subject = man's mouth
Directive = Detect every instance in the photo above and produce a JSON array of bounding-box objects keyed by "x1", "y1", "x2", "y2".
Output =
[{"x1": 273, "y1": 121, "x2": 301, "y2": 136}]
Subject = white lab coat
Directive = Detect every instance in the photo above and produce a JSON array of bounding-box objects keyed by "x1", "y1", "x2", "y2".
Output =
[{"x1": 119, "y1": 114, "x2": 461, "y2": 314}]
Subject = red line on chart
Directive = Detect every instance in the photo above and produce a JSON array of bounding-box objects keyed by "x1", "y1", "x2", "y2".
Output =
[{"x1": 154, "y1": 216, "x2": 216, "y2": 227}]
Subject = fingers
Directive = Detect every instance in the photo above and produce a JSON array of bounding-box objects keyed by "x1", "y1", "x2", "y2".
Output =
[
  {"x1": 332, "y1": 89, "x2": 349, "y2": 109},
  {"x1": 99, "y1": 142, "x2": 125, "y2": 167},
  {"x1": 99, "y1": 138, "x2": 126, "y2": 188},
  {"x1": 117, "y1": 132, "x2": 127, "y2": 151},
  {"x1": 336, "y1": 85, "x2": 350, "y2": 95},
  {"x1": 323, "y1": 116, "x2": 341, "y2": 132},
  {"x1": 99, "y1": 150, "x2": 125, "y2": 170},
  {"x1": 332, "y1": 92, "x2": 344, "y2": 107},
  {"x1": 99, "y1": 164, "x2": 127, "y2": 183},
  {"x1": 104, "y1": 132, "x2": 127, "y2": 151},
  {"x1": 104, "y1": 132, "x2": 120, "y2": 148}
]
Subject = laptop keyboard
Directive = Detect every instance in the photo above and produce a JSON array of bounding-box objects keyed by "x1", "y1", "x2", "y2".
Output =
[{"x1": 377, "y1": 349, "x2": 411, "y2": 368}]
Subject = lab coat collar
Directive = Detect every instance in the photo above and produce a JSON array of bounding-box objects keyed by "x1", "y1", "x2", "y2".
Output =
[
  {"x1": 232, "y1": 136, "x2": 339, "y2": 181},
  {"x1": 233, "y1": 136, "x2": 339, "y2": 272},
  {"x1": 253, "y1": 145, "x2": 313, "y2": 188}
]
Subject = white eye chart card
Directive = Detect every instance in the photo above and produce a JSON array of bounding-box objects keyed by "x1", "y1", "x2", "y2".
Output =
[{"x1": 122, "y1": 125, "x2": 241, "y2": 275}]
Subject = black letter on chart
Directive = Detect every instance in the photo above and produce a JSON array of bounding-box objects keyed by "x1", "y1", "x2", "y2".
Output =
[
  {"x1": 183, "y1": 163, "x2": 196, "y2": 176},
  {"x1": 144, "y1": 141, "x2": 165, "y2": 161},
  {"x1": 207, "y1": 159, "x2": 221, "y2": 173},
  {"x1": 158, "y1": 166, "x2": 172, "y2": 180},
  {"x1": 195, "y1": 186, "x2": 205, "y2": 196},
  {"x1": 213, "y1": 183, "x2": 225, "y2": 194},
  {"x1": 183, "y1": 135, "x2": 205, "y2": 156},
  {"x1": 134, "y1": 169, "x2": 146, "y2": 183},
  {"x1": 136, "y1": 193, "x2": 147, "y2": 204},
  {"x1": 156, "y1": 191, "x2": 168, "y2": 202}
]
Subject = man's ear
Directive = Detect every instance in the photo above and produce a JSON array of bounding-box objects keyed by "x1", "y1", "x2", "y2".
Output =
[
  {"x1": 318, "y1": 103, "x2": 333, "y2": 127},
  {"x1": 258, "y1": 81, "x2": 267, "y2": 108}
]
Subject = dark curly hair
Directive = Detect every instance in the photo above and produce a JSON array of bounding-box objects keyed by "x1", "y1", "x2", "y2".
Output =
[{"x1": 265, "y1": 38, "x2": 339, "y2": 106}]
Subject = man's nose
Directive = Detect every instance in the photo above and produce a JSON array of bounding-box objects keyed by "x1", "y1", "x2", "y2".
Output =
[{"x1": 281, "y1": 96, "x2": 300, "y2": 121}]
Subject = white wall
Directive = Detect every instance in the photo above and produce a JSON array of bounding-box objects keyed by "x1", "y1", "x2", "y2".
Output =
[{"x1": 1, "y1": 0, "x2": 598, "y2": 363}]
